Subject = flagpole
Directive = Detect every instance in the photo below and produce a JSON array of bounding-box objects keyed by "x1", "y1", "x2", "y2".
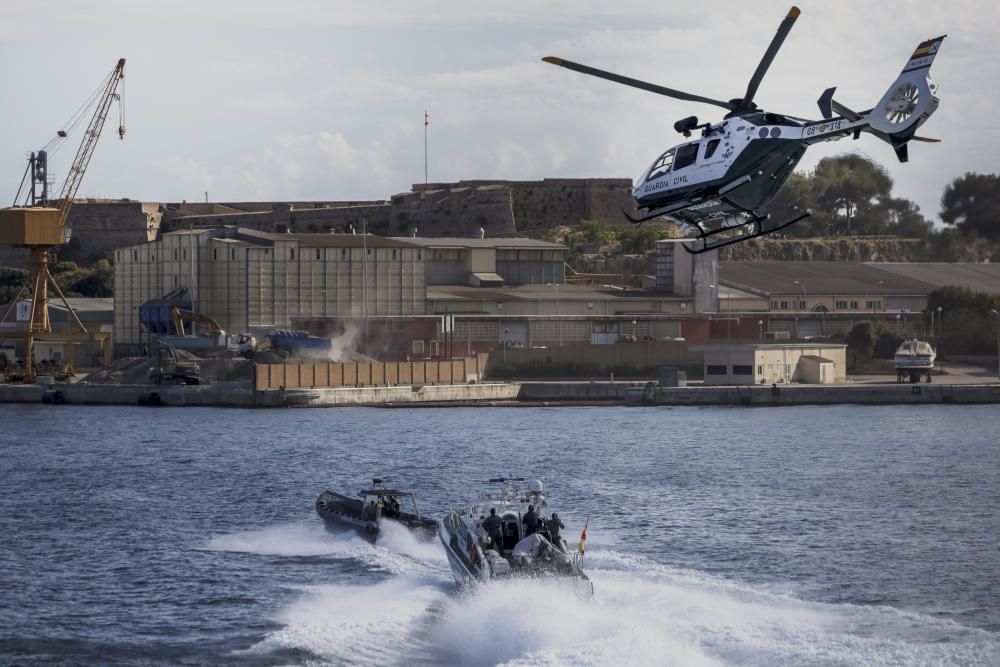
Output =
[{"x1": 423, "y1": 110, "x2": 428, "y2": 185}]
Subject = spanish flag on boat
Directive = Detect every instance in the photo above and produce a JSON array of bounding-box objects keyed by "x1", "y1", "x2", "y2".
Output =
[{"x1": 578, "y1": 518, "x2": 589, "y2": 555}]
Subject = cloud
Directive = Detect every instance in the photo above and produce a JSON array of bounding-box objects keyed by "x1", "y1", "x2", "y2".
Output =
[
  {"x1": 165, "y1": 156, "x2": 213, "y2": 190},
  {"x1": 1, "y1": 0, "x2": 997, "y2": 222}
]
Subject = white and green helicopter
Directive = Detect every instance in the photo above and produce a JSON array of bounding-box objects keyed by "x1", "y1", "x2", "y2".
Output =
[{"x1": 544, "y1": 7, "x2": 945, "y2": 253}]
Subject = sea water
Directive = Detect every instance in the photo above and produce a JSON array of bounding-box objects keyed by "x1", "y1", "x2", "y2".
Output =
[{"x1": 1, "y1": 404, "x2": 997, "y2": 665}]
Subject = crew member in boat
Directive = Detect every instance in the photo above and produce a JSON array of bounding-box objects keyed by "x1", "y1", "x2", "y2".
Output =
[
  {"x1": 483, "y1": 508, "x2": 502, "y2": 551},
  {"x1": 523, "y1": 505, "x2": 539, "y2": 535},
  {"x1": 547, "y1": 513, "x2": 565, "y2": 542}
]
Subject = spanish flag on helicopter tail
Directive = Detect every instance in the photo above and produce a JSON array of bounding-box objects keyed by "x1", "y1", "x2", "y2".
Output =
[{"x1": 578, "y1": 518, "x2": 589, "y2": 555}]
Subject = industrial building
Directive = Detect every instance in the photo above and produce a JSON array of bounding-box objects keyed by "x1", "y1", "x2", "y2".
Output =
[
  {"x1": 394, "y1": 237, "x2": 567, "y2": 287},
  {"x1": 113, "y1": 229, "x2": 586, "y2": 357},
  {"x1": 0, "y1": 297, "x2": 113, "y2": 367},
  {"x1": 113, "y1": 228, "x2": 425, "y2": 354},
  {"x1": 692, "y1": 343, "x2": 847, "y2": 385},
  {"x1": 714, "y1": 261, "x2": 992, "y2": 338}
]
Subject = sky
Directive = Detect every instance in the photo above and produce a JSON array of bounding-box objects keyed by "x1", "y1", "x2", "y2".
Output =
[{"x1": 1, "y1": 0, "x2": 997, "y2": 223}]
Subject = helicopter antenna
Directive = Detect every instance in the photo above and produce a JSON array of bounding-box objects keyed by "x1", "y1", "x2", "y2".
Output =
[{"x1": 736, "y1": 6, "x2": 801, "y2": 113}]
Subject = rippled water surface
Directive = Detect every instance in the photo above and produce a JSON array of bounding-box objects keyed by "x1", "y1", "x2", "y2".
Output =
[{"x1": 1, "y1": 403, "x2": 998, "y2": 665}]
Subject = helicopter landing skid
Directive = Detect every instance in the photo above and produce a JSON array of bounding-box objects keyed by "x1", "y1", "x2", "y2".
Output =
[{"x1": 682, "y1": 209, "x2": 812, "y2": 254}]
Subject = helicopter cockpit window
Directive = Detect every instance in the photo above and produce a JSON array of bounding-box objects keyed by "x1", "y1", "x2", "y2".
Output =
[
  {"x1": 672, "y1": 143, "x2": 699, "y2": 171},
  {"x1": 704, "y1": 139, "x2": 721, "y2": 159},
  {"x1": 645, "y1": 150, "x2": 674, "y2": 182}
]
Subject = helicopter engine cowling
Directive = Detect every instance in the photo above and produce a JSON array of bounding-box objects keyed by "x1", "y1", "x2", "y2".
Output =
[{"x1": 673, "y1": 116, "x2": 699, "y2": 136}]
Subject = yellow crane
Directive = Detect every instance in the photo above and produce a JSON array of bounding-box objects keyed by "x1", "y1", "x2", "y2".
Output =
[{"x1": 0, "y1": 58, "x2": 126, "y2": 383}]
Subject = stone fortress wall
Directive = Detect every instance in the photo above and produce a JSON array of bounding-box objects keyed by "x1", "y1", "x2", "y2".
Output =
[{"x1": 0, "y1": 179, "x2": 636, "y2": 269}]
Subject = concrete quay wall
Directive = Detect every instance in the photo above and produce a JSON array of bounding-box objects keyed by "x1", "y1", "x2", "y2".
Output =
[
  {"x1": 517, "y1": 381, "x2": 644, "y2": 402},
  {"x1": 644, "y1": 383, "x2": 1000, "y2": 406},
  {"x1": 258, "y1": 382, "x2": 521, "y2": 407},
  {"x1": 0, "y1": 380, "x2": 519, "y2": 408}
]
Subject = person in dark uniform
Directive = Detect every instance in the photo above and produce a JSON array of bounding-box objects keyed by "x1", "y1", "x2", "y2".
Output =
[
  {"x1": 546, "y1": 513, "x2": 565, "y2": 543},
  {"x1": 482, "y1": 508, "x2": 502, "y2": 552},
  {"x1": 522, "y1": 505, "x2": 539, "y2": 535}
]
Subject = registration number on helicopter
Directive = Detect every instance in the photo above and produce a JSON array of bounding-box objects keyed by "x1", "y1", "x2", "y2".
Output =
[{"x1": 805, "y1": 120, "x2": 846, "y2": 137}]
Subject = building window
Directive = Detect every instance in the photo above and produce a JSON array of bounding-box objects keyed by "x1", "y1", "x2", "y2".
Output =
[
  {"x1": 706, "y1": 365, "x2": 728, "y2": 375},
  {"x1": 316, "y1": 249, "x2": 321, "y2": 260},
  {"x1": 412, "y1": 340, "x2": 425, "y2": 355},
  {"x1": 183, "y1": 249, "x2": 187, "y2": 260},
  {"x1": 733, "y1": 365, "x2": 753, "y2": 375},
  {"x1": 174, "y1": 249, "x2": 178, "y2": 260},
  {"x1": 417, "y1": 250, "x2": 422, "y2": 260},
  {"x1": 290, "y1": 248, "x2": 295, "y2": 260},
  {"x1": 134, "y1": 251, "x2": 138, "y2": 262},
  {"x1": 213, "y1": 248, "x2": 218, "y2": 260},
  {"x1": 757, "y1": 365, "x2": 763, "y2": 375},
  {"x1": 367, "y1": 248, "x2": 372, "y2": 256},
  {"x1": 392, "y1": 249, "x2": 397, "y2": 260},
  {"x1": 771, "y1": 301, "x2": 778, "y2": 310},
  {"x1": 836, "y1": 300, "x2": 847, "y2": 309},
  {"x1": 341, "y1": 249, "x2": 347, "y2": 259},
  {"x1": 231, "y1": 249, "x2": 235, "y2": 259},
  {"x1": 850, "y1": 300, "x2": 858, "y2": 309}
]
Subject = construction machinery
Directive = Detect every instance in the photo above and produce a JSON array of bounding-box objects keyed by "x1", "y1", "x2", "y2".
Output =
[
  {"x1": 151, "y1": 343, "x2": 202, "y2": 386},
  {"x1": 0, "y1": 58, "x2": 125, "y2": 382},
  {"x1": 158, "y1": 306, "x2": 256, "y2": 357}
]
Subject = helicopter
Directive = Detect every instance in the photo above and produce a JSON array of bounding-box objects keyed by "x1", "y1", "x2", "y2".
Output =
[{"x1": 543, "y1": 7, "x2": 945, "y2": 253}]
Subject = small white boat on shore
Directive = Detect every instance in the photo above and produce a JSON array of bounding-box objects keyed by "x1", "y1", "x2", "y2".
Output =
[
  {"x1": 894, "y1": 339, "x2": 936, "y2": 383},
  {"x1": 438, "y1": 477, "x2": 593, "y2": 595}
]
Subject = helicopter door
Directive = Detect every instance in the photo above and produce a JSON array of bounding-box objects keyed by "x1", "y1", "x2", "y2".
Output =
[{"x1": 671, "y1": 143, "x2": 699, "y2": 172}]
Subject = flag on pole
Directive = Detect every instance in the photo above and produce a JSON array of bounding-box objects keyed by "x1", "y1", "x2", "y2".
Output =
[
  {"x1": 578, "y1": 518, "x2": 589, "y2": 554},
  {"x1": 424, "y1": 110, "x2": 429, "y2": 126}
]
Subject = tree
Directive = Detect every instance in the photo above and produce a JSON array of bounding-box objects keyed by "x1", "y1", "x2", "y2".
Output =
[
  {"x1": 812, "y1": 155, "x2": 893, "y2": 235},
  {"x1": 762, "y1": 171, "x2": 819, "y2": 237},
  {"x1": 575, "y1": 219, "x2": 615, "y2": 248},
  {"x1": 846, "y1": 322, "x2": 876, "y2": 368},
  {"x1": 66, "y1": 259, "x2": 113, "y2": 298},
  {"x1": 617, "y1": 225, "x2": 663, "y2": 254},
  {"x1": 0, "y1": 267, "x2": 29, "y2": 304},
  {"x1": 926, "y1": 286, "x2": 1000, "y2": 355},
  {"x1": 941, "y1": 173, "x2": 1000, "y2": 240}
]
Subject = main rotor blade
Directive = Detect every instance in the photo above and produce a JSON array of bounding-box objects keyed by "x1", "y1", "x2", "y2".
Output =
[
  {"x1": 542, "y1": 56, "x2": 733, "y2": 110},
  {"x1": 742, "y1": 6, "x2": 801, "y2": 108}
]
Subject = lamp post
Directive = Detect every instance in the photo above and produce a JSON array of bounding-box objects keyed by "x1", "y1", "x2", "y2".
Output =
[
  {"x1": 758, "y1": 319, "x2": 764, "y2": 340},
  {"x1": 936, "y1": 306, "x2": 943, "y2": 373},
  {"x1": 992, "y1": 309, "x2": 999, "y2": 380},
  {"x1": 631, "y1": 319, "x2": 637, "y2": 340},
  {"x1": 875, "y1": 280, "x2": 884, "y2": 325},
  {"x1": 502, "y1": 328, "x2": 509, "y2": 364}
]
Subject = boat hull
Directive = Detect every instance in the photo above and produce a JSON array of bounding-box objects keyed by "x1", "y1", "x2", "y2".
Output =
[
  {"x1": 438, "y1": 514, "x2": 593, "y2": 595},
  {"x1": 316, "y1": 491, "x2": 436, "y2": 543}
]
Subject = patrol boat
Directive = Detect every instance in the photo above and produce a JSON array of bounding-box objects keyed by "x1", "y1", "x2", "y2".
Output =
[
  {"x1": 438, "y1": 477, "x2": 593, "y2": 594},
  {"x1": 315, "y1": 478, "x2": 437, "y2": 543}
]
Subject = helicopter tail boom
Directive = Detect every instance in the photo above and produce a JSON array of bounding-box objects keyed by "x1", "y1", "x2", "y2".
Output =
[{"x1": 862, "y1": 35, "x2": 946, "y2": 162}]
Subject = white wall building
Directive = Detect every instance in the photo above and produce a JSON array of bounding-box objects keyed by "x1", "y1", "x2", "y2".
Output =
[{"x1": 691, "y1": 343, "x2": 847, "y2": 385}]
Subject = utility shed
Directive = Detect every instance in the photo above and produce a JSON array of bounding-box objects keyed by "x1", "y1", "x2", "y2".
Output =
[
  {"x1": 691, "y1": 343, "x2": 846, "y2": 385},
  {"x1": 797, "y1": 355, "x2": 836, "y2": 384}
]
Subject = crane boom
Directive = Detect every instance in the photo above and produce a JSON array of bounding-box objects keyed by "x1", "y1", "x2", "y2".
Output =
[{"x1": 55, "y1": 57, "x2": 126, "y2": 232}]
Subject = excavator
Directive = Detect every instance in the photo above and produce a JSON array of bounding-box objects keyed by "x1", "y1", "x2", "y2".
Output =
[{"x1": 161, "y1": 306, "x2": 256, "y2": 357}]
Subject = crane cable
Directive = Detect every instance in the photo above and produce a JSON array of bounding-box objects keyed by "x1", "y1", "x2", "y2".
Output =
[{"x1": 42, "y1": 66, "x2": 119, "y2": 157}]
